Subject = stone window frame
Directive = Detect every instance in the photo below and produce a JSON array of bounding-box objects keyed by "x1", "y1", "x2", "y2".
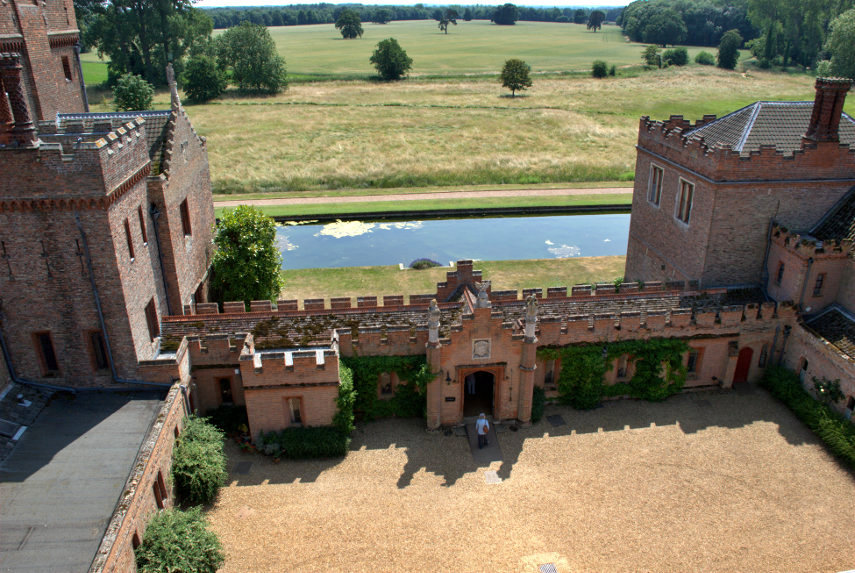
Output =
[
  {"x1": 124, "y1": 218, "x2": 135, "y2": 261},
  {"x1": 686, "y1": 347, "x2": 704, "y2": 378},
  {"x1": 33, "y1": 331, "x2": 60, "y2": 377},
  {"x1": 179, "y1": 198, "x2": 192, "y2": 237},
  {"x1": 145, "y1": 298, "x2": 159, "y2": 341},
  {"x1": 674, "y1": 178, "x2": 694, "y2": 225},
  {"x1": 87, "y1": 329, "x2": 109, "y2": 373},
  {"x1": 647, "y1": 163, "x2": 663, "y2": 207},
  {"x1": 138, "y1": 205, "x2": 148, "y2": 245},
  {"x1": 61, "y1": 56, "x2": 72, "y2": 82},
  {"x1": 285, "y1": 396, "x2": 303, "y2": 427},
  {"x1": 812, "y1": 273, "x2": 825, "y2": 297}
]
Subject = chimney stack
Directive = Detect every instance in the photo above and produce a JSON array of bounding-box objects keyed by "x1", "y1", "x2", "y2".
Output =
[
  {"x1": 803, "y1": 77, "x2": 852, "y2": 145},
  {"x1": 0, "y1": 53, "x2": 37, "y2": 148}
]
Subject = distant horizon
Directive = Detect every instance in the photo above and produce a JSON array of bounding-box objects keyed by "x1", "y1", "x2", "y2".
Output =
[{"x1": 196, "y1": 0, "x2": 631, "y2": 8}]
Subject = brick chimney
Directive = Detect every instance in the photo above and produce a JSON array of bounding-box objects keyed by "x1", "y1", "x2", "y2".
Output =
[
  {"x1": 803, "y1": 77, "x2": 852, "y2": 144},
  {"x1": 0, "y1": 53, "x2": 37, "y2": 148}
]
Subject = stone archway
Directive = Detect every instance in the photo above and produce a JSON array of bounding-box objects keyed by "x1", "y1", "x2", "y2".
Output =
[{"x1": 462, "y1": 370, "x2": 495, "y2": 418}]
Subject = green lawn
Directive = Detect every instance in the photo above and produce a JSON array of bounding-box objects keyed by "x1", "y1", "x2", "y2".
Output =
[{"x1": 280, "y1": 257, "x2": 626, "y2": 302}]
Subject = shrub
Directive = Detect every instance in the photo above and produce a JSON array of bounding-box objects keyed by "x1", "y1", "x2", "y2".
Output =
[
  {"x1": 642, "y1": 45, "x2": 660, "y2": 67},
  {"x1": 662, "y1": 47, "x2": 688, "y2": 66},
  {"x1": 608, "y1": 65, "x2": 616, "y2": 76},
  {"x1": 410, "y1": 258, "x2": 441, "y2": 270},
  {"x1": 259, "y1": 426, "x2": 350, "y2": 459},
  {"x1": 717, "y1": 29, "x2": 743, "y2": 70},
  {"x1": 112, "y1": 73, "x2": 153, "y2": 111},
  {"x1": 135, "y1": 507, "x2": 224, "y2": 573},
  {"x1": 591, "y1": 60, "x2": 608, "y2": 78},
  {"x1": 760, "y1": 366, "x2": 855, "y2": 469},
  {"x1": 694, "y1": 51, "x2": 715, "y2": 65},
  {"x1": 531, "y1": 386, "x2": 545, "y2": 423},
  {"x1": 334, "y1": 363, "x2": 356, "y2": 434},
  {"x1": 172, "y1": 416, "x2": 227, "y2": 506},
  {"x1": 370, "y1": 37, "x2": 412, "y2": 81},
  {"x1": 182, "y1": 54, "x2": 226, "y2": 103}
]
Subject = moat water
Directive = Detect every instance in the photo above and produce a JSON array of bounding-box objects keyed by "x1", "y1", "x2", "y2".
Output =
[{"x1": 276, "y1": 213, "x2": 631, "y2": 270}]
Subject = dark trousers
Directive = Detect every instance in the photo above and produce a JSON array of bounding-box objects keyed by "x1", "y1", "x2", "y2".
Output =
[{"x1": 478, "y1": 433, "x2": 488, "y2": 448}]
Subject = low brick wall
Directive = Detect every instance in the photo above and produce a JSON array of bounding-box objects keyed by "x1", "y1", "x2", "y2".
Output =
[{"x1": 89, "y1": 383, "x2": 188, "y2": 573}]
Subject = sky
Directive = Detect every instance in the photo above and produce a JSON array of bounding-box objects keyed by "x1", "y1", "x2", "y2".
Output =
[{"x1": 196, "y1": 0, "x2": 632, "y2": 8}]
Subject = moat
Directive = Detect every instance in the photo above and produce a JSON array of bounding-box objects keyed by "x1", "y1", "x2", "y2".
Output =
[{"x1": 276, "y1": 213, "x2": 631, "y2": 269}]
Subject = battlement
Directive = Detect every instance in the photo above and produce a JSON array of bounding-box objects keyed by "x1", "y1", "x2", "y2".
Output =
[
  {"x1": 239, "y1": 347, "x2": 339, "y2": 387},
  {"x1": 770, "y1": 223, "x2": 851, "y2": 258}
]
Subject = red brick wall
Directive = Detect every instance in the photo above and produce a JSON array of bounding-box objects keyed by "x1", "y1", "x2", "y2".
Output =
[
  {"x1": 835, "y1": 257, "x2": 855, "y2": 311},
  {"x1": 90, "y1": 383, "x2": 188, "y2": 573},
  {"x1": 2, "y1": 0, "x2": 85, "y2": 121},
  {"x1": 784, "y1": 324, "x2": 855, "y2": 416}
]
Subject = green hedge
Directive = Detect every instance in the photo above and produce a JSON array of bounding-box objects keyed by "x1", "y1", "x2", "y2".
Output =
[
  {"x1": 340, "y1": 355, "x2": 431, "y2": 420},
  {"x1": 538, "y1": 339, "x2": 688, "y2": 409},
  {"x1": 172, "y1": 416, "x2": 227, "y2": 506},
  {"x1": 258, "y1": 426, "x2": 350, "y2": 459},
  {"x1": 760, "y1": 366, "x2": 855, "y2": 469},
  {"x1": 135, "y1": 507, "x2": 224, "y2": 573}
]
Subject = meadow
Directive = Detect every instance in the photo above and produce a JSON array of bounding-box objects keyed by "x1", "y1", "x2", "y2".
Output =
[{"x1": 81, "y1": 21, "x2": 839, "y2": 195}]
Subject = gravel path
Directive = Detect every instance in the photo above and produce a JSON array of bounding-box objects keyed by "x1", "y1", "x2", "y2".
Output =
[
  {"x1": 207, "y1": 386, "x2": 855, "y2": 572},
  {"x1": 213, "y1": 187, "x2": 633, "y2": 207}
]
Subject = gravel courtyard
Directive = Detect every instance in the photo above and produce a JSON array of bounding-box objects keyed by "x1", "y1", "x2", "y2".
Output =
[{"x1": 206, "y1": 386, "x2": 855, "y2": 572}]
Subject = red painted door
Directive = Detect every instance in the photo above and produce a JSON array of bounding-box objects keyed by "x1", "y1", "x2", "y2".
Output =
[{"x1": 733, "y1": 347, "x2": 753, "y2": 384}]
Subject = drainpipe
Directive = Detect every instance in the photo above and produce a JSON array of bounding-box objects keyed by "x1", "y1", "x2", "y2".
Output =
[
  {"x1": 149, "y1": 203, "x2": 172, "y2": 316},
  {"x1": 73, "y1": 42, "x2": 89, "y2": 112},
  {"x1": 74, "y1": 213, "x2": 171, "y2": 391},
  {"x1": 760, "y1": 219, "x2": 776, "y2": 299}
]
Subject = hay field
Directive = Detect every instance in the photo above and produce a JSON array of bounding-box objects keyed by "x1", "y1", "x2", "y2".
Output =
[{"x1": 207, "y1": 388, "x2": 855, "y2": 572}]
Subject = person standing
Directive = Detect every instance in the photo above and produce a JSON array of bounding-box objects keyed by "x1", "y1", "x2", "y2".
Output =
[
  {"x1": 466, "y1": 373, "x2": 476, "y2": 395},
  {"x1": 475, "y1": 413, "x2": 490, "y2": 449}
]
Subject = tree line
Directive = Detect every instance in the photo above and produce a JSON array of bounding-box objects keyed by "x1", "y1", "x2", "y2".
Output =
[{"x1": 618, "y1": 0, "x2": 755, "y2": 48}]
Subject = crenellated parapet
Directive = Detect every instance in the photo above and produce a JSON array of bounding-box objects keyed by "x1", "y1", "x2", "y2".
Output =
[
  {"x1": 770, "y1": 223, "x2": 851, "y2": 259},
  {"x1": 239, "y1": 347, "x2": 339, "y2": 389}
]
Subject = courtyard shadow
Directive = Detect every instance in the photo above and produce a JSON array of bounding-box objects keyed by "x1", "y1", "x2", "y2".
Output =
[{"x1": 225, "y1": 385, "x2": 828, "y2": 489}]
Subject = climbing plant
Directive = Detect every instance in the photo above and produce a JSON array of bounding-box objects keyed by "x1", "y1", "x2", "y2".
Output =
[
  {"x1": 340, "y1": 355, "x2": 432, "y2": 420},
  {"x1": 538, "y1": 338, "x2": 689, "y2": 409}
]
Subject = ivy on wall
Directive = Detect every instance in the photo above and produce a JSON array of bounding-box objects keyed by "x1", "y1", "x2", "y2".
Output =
[
  {"x1": 538, "y1": 338, "x2": 689, "y2": 409},
  {"x1": 340, "y1": 355, "x2": 432, "y2": 420}
]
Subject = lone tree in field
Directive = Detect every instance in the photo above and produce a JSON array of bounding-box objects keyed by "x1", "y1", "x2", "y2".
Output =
[
  {"x1": 717, "y1": 28, "x2": 743, "y2": 70},
  {"x1": 587, "y1": 10, "x2": 605, "y2": 32},
  {"x1": 217, "y1": 22, "x2": 286, "y2": 94},
  {"x1": 336, "y1": 9, "x2": 363, "y2": 39},
  {"x1": 210, "y1": 205, "x2": 284, "y2": 306},
  {"x1": 492, "y1": 3, "x2": 519, "y2": 25},
  {"x1": 438, "y1": 9, "x2": 459, "y2": 34},
  {"x1": 500, "y1": 58, "x2": 532, "y2": 97},
  {"x1": 370, "y1": 38, "x2": 413, "y2": 81}
]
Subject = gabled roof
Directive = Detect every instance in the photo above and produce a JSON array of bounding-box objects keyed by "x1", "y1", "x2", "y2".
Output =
[
  {"x1": 811, "y1": 188, "x2": 855, "y2": 243},
  {"x1": 805, "y1": 306, "x2": 855, "y2": 358},
  {"x1": 684, "y1": 101, "x2": 855, "y2": 156}
]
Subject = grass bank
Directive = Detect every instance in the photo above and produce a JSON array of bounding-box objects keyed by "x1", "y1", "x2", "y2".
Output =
[
  {"x1": 279, "y1": 257, "x2": 626, "y2": 303},
  {"x1": 215, "y1": 192, "x2": 632, "y2": 219}
]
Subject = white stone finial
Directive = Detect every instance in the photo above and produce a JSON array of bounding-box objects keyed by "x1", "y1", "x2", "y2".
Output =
[
  {"x1": 524, "y1": 294, "x2": 537, "y2": 339},
  {"x1": 475, "y1": 282, "x2": 491, "y2": 308},
  {"x1": 428, "y1": 299, "x2": 441, "y2": 343},
  {"x1": 166, "y1": 63, "x2": 180, "y2": 108}
]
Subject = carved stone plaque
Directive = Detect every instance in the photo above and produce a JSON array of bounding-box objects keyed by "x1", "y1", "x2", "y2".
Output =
[{"x1": 472, "y1": 339, "x2": 491, "y2": 360}]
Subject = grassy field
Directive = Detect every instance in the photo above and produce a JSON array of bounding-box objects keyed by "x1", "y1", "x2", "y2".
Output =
[
  {"x1": 81, "y1": 21, "x2": 844, "y2": 195},
  {"x1": 279, "y1": 257, "x2": 625, "y2": 303}
]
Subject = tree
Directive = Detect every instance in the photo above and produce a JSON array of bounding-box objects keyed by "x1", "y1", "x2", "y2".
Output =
[
  {"x1": 825, "y1": 8, "x2": 855, "y2": 79},
  {"x1": 500, "y1": 58, "x2": 532, "y2": 97},
  {"x1": 182, "y1": 53, "x2": 226, "y2": 103},
  {"x1": 438, "y1": 9, "x2": 459, "y2": 34},
  {"x1": 335, "y1": 8, "x2": 363, "y2": 39},
  {"x1": 642, "y1": 44, "x2": 661, "y2": 67},
  {"x1": 463, "y1": 8, "x2": 473, "y2": 21},
  {"x1": 574, "y1": 9, "x2": 587, "y2": 24},
  {"x1": 135, "y1": 507, "x2": 224, "y2": 573},
  {"x1": 591, "y1": 60, "x2": 608, "y2": 78},
  {"x1": 662, "y1": 47, "x2": 688, "y2": 66},
  {"x1": 210, "y1": 205, "x2": 284, "y2": 305},
  {"x1": 370, "y1": 38, "x2": 413, "y2": 81},
  {"x1": 112, "y1": 73, "x2": 153, "y2": 111},
  {"x1": 87, "y1": 0, "x2": 213, "y2": 86},
  {"x1": 172, "y1": 416, "x2": 227, "y2": 505},
  {"x1": 372, "y1": 8, "x2": 391, "y2": 24},
  {"x1": 492, "y1": 3, "x2": 519, "y2": 25},
  {"x1": 216, "y1": 22, "x2": 286, "y2": 94},
  {"x1": 694, "y1": 50, "x2": 715, "y2": 65},
  {"x1": 641, "y1": 7, "x2": 687, "y2": 46},
  {"x1": 717, "y1": 28, "x2": 743, "y2": 70},
  {"x1": 587, "y1": 10, "x2": 605, "y2": 32}
]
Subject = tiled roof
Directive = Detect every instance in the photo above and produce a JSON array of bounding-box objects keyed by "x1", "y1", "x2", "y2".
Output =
[
  {"x1": 811, "y1": 188, "x2": 855, "y2": 243},
  {"x1": 805, "y1": 307, "x2": 855, "y2": 358},
  {"x1": 684, "y1": 102, "x2": 855, "y2": 156}
]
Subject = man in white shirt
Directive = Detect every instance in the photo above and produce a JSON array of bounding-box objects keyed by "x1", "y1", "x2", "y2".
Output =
[{"x1": 475, "y1": 413, "x2": 490, "y2": 448}]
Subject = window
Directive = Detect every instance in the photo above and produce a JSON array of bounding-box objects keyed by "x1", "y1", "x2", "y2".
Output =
[
  {"x1": 799, "y1": 358, "x2": 808, "y2": 383},
  {"x1": 813, "y1": 273, "x2": 825, "y2": 297},
  {"x1": 544, "y1": 359, "x2": 556, "y2": 386},
  {"x1": 179, "y1": 199, "x2": 192, "y2": 236},
  {"x1": 648, "y1": 165, "x2": 663, "y2": 206},
  {"x1": 675, "y1": 179, "x2": 694, "y2": 224},
  {"x1": 61, "y1": 56, "x2": 72, "y2": 81},
  {"x1": 132, "y1": 532, "x2": 141, "y2": 550},
  {"x1": 219, "y1": 378, "x2": 233, "y2": 404},
  {"x1": 758, "y1": 344, "x2": 768, "y2": 368},
  {"x1": 616, "y1": 355, "x2": 628, "y2": 379},
  {"x1": 145, "y1": 298, "x2": 159, "y2": 341},
  {"x1": 138, "y1": 206, "x2": 148, "y2": 244},
  {"x1": 153, "y1": 470, "x2": 168, "y2": 509},
  {"x1": 687, "y1": 348, "x2": 702, "y2": 374},
  {"x1": 89, "y1": 330, "x2": 109, "y2": 371},
  {"x1": 34, "y1": 332, "x2": 59, "y2": 375},
  {"x1": 378, "y1": 372, "x2": 393, "y2": 396},
  {"x1": 287, "y1": 397, "x2": 302, "y2": 426},
  {"x1": 775, "y1": 262, "x2": 785, "y2": 286},
  {"x1": 124, "y1": 219, "x2": 134, "y2": 260}
]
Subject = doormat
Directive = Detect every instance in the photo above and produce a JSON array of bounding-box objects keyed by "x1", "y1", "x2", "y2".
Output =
[
  {"x1": 234, "y1": 461, "x2": 252, "y2": 474},
  {"x1": 546, "y1": 414, "x2": 566, "y2": 427},
  {"x1": 538, "y1": 563, "x2": 558, "y2": 573},
  {"x1": 484, "y1": 470, "x2": 502, "y2": 484}
]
